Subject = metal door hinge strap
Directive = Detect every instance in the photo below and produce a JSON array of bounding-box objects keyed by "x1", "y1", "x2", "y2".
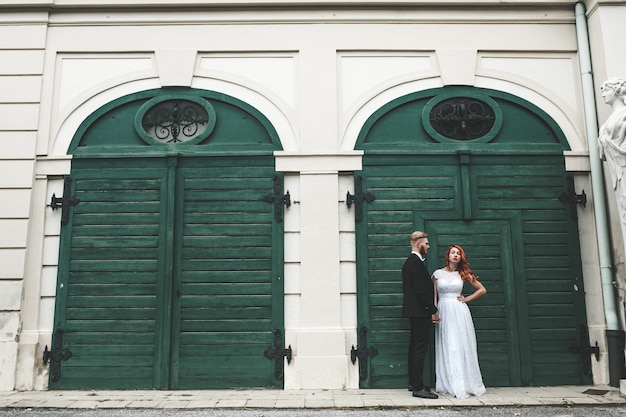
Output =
[
  {"x1": 264, "y1": 329, "x2": 292, "y2": 381},
  {"x1": 43, "y1": 329, "x2": 73, "y2": 383},
  {"x1": 350, "y1": 326, "x2": 378, "y2": 380},
  {"x1": 262, "y1": 175, "x2": 290, "y2": 223},
  {"x1": 559, "y1": 175, "x2": 586, "y2": 220},
  {"x1": 346, "y1": 176, "x2": 375, "y2": 223},
  {"x1": 48, "y1": 177, "x2": 80, "y2": 225},
  {"x1": 568, "y1": 324, "x2": 599, "y2": 378}
]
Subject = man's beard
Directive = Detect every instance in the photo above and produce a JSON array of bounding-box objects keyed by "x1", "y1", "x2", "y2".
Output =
[{"x1": 419, "y1": 246, "x2": 427, "y2": 257}]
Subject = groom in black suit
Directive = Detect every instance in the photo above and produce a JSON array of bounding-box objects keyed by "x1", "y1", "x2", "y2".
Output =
[{"x1": 402, "y1": 231, "x2": 440, "y2": 399}]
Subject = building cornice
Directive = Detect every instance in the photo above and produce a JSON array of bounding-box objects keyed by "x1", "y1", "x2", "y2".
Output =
[
  {"x1": 0, "y1": 6, "x2": 583, "y2": 26},
  {"x1": 1, "y1": 1, "x2": 623, "y2": 30},
  {"x1": 0, "y1": 0, "x2": 590, "y2": 9},
  {"x1": 3, "y1": 0, "x2": 626, "y2": 11}
]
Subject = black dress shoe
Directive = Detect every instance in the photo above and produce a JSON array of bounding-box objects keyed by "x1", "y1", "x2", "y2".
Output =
[{"x1": 413, "y1": 389, "x2": 438, "y2": 399}]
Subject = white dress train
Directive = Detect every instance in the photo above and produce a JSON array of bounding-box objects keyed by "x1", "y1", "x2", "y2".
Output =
[{"x1": 433, "y1": 269, "x2": 486, "y2": 399}]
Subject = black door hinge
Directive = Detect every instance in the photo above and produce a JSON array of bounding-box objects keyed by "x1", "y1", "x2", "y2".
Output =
[
  {"x1": 48, "y1": 177, "x2": 80, "y2": 226},
  {"x1": 262, "y1": 175, "x2": 290, "y2": 223},
  {"x1": 43, "y1": 329, "x2": 73, "y2": 383},
  {"x1": 264, "y1": 329, "x2": 292, "y2": 381},
  {"x1": 351, "y1": 326, "x2": 378, "y2": 380},
  {"x1": 559, "y1": 175, "x2": 586, "y2": 220},
  {"x1": 568, "y1": 324, "x2": 599, "y2": 378},
  {"x1": 346, "y1": 176, "x2": 375, "y2": 223}
]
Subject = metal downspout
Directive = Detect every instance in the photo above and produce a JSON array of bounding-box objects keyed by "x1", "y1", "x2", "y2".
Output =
[
  {"x1": 576, "y1": 1, "x2": 624, "y2": 386},
  {"x1": 575, "y1": 1, "x2": 620, "y2": 331}
]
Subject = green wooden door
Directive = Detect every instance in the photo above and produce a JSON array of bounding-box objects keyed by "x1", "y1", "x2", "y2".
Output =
[
  {"x1": 50, "y1": 156, "x2": 284, "y2": 389},
  {"x1": 426, "y1": 220, "x2": 521, "y2": 387},
  {"x1": 354, "y1": 87, "x2": 591, "y2": 388},
  {"x1": 50, "y1": 159, "x2": 170, "y2": 388},
  {"x1": 172, "y1": 157, "x2": 283, "y2": 389},
  {"x1": 49, "y1": 88, "x2": 286, "y2": 389}
]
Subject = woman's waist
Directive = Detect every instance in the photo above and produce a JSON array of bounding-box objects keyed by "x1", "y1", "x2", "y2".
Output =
[{"x1": 438, "y1": 293, "x2": 459, "y2": 300}]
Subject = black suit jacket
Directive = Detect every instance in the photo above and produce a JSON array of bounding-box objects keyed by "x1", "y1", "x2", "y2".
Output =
[{"x1": 402, "y1": 253, "x2": 438, "y2": 318}]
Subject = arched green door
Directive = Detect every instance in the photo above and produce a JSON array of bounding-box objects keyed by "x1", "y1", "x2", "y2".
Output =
[
  {"x1": 353, "y1": 87, "x2": 591, "y2": 388},
  {"x1": 49, "y1": 89, "x2": 287, "y2": 389}
]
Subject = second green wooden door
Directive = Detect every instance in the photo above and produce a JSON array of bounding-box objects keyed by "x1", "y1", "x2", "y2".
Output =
[{"x1": 355, "y1": 154, "x2": 591, "y2": 388}]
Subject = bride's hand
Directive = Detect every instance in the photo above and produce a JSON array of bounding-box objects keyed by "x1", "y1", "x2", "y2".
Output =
[{"x1": 457, "y1": 295, "x2": 466, "y2": 303}]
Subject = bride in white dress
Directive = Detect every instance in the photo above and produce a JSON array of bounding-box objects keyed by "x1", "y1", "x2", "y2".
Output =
[{"x1": 432, "y1": 244, "x2": 487, "y2": 399}]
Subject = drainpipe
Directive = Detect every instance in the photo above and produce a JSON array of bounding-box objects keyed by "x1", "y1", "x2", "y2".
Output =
[{"x1": 575, "y1": 2, "x2": 625, "y2": 386}]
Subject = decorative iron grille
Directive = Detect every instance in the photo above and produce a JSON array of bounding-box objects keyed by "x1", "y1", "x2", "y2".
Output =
[
  {"x1": 428, "y1": 97, "x2": 496, "y2": 141},
  {"x1": 141, "y1": 99, "x2": 209, "y2": 143}
]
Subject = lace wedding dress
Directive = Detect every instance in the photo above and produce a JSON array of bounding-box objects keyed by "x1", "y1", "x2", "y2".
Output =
[{"x1": 433, "y1": 269, "x2": 486, "y2": 399}]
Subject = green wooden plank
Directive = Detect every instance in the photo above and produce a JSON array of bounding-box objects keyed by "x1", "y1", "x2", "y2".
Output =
[
  {"x1": 181, "y1": 295, "x2": 271, "y2": 308},
  {"x1": 178, "y1": 358, "x2": 268, "y2": 375},
  {"x1": 181, "y1": 224, "x2": 271, "y2": 236},
  {"x1": 73, "y1": 177, "x2": 163, "y2": 188},
  {"x1": 184, "y1": 212, "x2": 270, "y2": 223},
  {"x1": 64, "y1": 357, "x2": 155, "y2": 367},
  {"x1": 67, "y1": 284, "x2": 156, "y2": 296},
  {"x1": 71, "y1": 237, "x2": 158, "y2": 249},
  {"x1": 65, "y1": 320, "x2": 155, "y2": 332},
  {"x1": 62, "y1": 366, "x2": 154, "y2": 379},
  {"x1": 181, "y1": 235, "x2": 272, "y2": 247},
  {"x1": 181, "y1": 283, "x2": 272, "y2": 295},
  {"x1": 68, "y1": 344, "x2": 155, "y2": 356},
  {"x1": 178, "y1": 343, "x2": 269, "y2": 357},
  {"x1": 71, "y1": 225, "x2": 160, "y2": 237},
  {"x1": 73, "y1": 203, "x2": 163, "y2": 215},
  {"x1": 183, "y1": 201, "x2": 270, "y2": 212},
  {"x1": 182, "y1": 247, "x2": 272, "y2": 259},
  {"x1": 70, "y1": 248, "x2": 157, "y2": 260},
  {"x1": 182, "y1": 259, "x2": 272, "y2": 271},
  {"x1": 182, "y1": 177, "x2": 270, "y2": 189},
  {"x1": 74, "y1": 191, "x2": 162, "y2": 204},
  {"x1": 65, "y1": 332, "x2": 156, "y2": 345},
  {"x1": 72, "y1": 213, "x2": 161, "y2": 226},
  {"x1": 180, "y1": 320, "x2": 273, "y2": 332},
  {"x1": 181, "y1": 271, "x2": 271, "y2": 283},
  {"x1": 69, "y1": 260, "x2": 158, "y2": 272},
  {"x1": 180, "y1": 307, "x2": 272, "y2": 321},
  {"x1": 66, "y1": 309, "x2": 156, "y2": 320},
  {"x1": 66, "y1": 296, "x2": 156, "y2": 308},
  {"x1": 68, "y1": 271, "x2": 156, "y2": 284},
  {"x1": 370, "y1": 200, "x2": 457, "y2": 212},
  {"x1": 179, "y1": 333, "x2": 272, "y2": 345}
]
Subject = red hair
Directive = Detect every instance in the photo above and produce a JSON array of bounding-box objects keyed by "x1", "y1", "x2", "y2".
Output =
[{"x1": 445, "y1": 245, "x2": 478, "y2": 282}]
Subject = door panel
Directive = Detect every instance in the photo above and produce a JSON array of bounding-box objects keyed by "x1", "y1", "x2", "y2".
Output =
[
  {"x1": 52, "y1": 160, "x2": 170, "y2": 389},
  {"x1": 172, "y1": 159, "x2": 278, "y2": 389},
  {"x1": 354, "y1": 86, "x2": 589, "y2": 389},
  {"x1": 51, "y1": 157, "x2": 283, "y2": 389},
  {"x1": 426, "y1": 219, "x2": 521, "y2": 387},
  {"x1": 356, "y1": 153, "x2": 590, "y2": 388}
]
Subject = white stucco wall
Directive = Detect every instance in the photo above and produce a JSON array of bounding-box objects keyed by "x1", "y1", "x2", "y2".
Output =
[
  {"x1": 0, "y1": 12, "x2": 47, "y2": 391},
  {"x1": 2, "y1": 1, "x2": 624, "y2": 390}
]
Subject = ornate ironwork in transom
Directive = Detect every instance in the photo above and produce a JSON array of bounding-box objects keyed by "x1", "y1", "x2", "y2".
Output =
[
  {"x1": 141, "y1": 99, "x2": 210, "y2": 143},
  {"x1": 428, "y1": 97, "x2": 496, "y2": 141}
]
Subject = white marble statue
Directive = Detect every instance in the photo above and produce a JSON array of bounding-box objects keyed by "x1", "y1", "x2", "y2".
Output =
[{"x1": 599, "y1": 77, "x2": 626, "y2": 224}]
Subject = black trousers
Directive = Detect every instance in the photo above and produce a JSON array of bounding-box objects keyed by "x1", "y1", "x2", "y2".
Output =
[{"x1": 408, "y1": 316, "x2": 434, "y2": 390}]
